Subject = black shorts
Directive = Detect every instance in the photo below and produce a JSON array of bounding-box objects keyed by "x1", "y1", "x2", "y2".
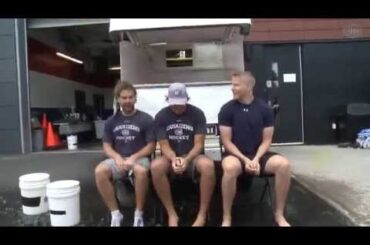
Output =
[{"x1": 223, "y1": 151, "x2": 279, "y2": 176}]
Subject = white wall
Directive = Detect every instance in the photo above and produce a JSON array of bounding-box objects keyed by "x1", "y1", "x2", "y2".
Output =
[{"x1": 29, "y1": 71, "x2": 113, "y2": 109}]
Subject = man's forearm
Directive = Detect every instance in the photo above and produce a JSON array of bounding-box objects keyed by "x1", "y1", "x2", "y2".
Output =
[
  {"x1": 161, "y1": 144, "x2": 177, "y2": 160},
  {"x1": 131, "y1": 142, "x2": 156, "y2": 160},
  {"x1": 103, "y1": 144, "x2": 121, "y2": 161},
  {"x1": 224, "y1": 141, "x2": 249, "y2": 162},
  {"x1": 254, "y1": 141, "x2": 271, "y2": 160},
  {"x1": 184, "y1": 144, "x2": 203, "y2": 163}
]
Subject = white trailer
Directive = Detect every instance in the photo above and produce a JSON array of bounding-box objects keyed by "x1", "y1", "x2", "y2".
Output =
[{"x1": 109, "y1": 19, "x2": 252, "y2": 159}]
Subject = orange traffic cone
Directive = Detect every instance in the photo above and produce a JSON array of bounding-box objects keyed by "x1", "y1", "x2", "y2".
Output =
[
  {"x1": 46, "y1": 122, "x2": 59, "y2": 148},
  {"x1": 41, "y1": 113, "x2": 48, "y2": 130},
  {"x1": 54, "y1": 131, "x2": 62, "y2": 146},
  {"x1": 41, "y1": 114, "x2": 49, "y2": 148}
]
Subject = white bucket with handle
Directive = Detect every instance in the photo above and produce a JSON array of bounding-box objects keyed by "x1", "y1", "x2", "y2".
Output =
[
  {"x1": 46, "y1": 180, "x2": 80, "y2": 226},
  {"x1": 19, "y1": 173, "x2": 50, "y2": 215}
]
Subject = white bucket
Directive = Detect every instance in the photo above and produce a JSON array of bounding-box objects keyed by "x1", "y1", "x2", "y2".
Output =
[
  {"x1": 19, "y1": 173, "x2": 50, "y2": 215},
  {"x1": 46, "y1": 180, "x2": 80, "y2": 226},
  {"x1": 67, "y1": 135, "x2": 78, "y2": 150}
]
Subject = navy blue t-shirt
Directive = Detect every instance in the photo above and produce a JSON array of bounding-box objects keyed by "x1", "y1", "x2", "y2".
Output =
[
  {"x1": 218, "y1": 98, "x2": 274, "y2": 155},
  {"x1": 155, "y1": 104, "x2": 207, "y2": 156},
  {"x1": 103, "y1": 110, "x2": 155, "y2": 157}
]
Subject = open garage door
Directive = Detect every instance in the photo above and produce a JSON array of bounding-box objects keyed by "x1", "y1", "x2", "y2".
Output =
[{"x1": 27, "y1": 19, "x2": 109, "y2": 29}]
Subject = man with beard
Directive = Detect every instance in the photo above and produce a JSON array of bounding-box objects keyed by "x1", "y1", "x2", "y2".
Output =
[{"x1": 95, "y1": 81, "x2": 156, "y2": 227}]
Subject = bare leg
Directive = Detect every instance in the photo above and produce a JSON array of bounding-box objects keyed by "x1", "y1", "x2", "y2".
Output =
[
  {"x1": 151, "y1": 156, "x2": 178, "y2": 226},
  {"x1": 133, "y1": 164, "x2": 149, "y2": 212},
  {"x1": 221, "y1": 156, "x2": 242, "y2": 227},
  {"x1": 264, "y1": 155, "x2": 291, "y2": 227},
  {"x1": 95, "y1": 163, "x2": 120, "y2": 211},
  {"x1": 192, "y1": 156, "x2": 216, "y2": 227}
]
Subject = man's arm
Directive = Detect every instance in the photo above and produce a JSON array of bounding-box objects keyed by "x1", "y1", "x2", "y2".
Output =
[
  {"x1": 103, "y1": 142, "x2": 121, "y2": 160},
  {"x1": 219, "y1": 125, "x2": 250, "y2": 162},
  {"x1": 103, "y1": 142, "x2": 126, "y2": 169},
  {"x1": 155, "y1": 112, "x2": 176, "y2": 161},
  {"x1": 158, "y1": 139, "x2": 177, "y2": 161},
  {"x1": 184, "y1": 134, "x2": 204, "y2": 163},
  {"x1": 253, "y1": 126, "x2": 274, "y2": 161}
]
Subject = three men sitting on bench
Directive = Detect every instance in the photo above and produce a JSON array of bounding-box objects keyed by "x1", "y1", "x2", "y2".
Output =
[{"x1": 96, "y1": 71, "x2": 291, "y2": 226}]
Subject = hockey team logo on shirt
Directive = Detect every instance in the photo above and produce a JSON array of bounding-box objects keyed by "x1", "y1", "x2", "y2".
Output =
[
  {"x1": 174, "y1": 128, "x2": 183, "y2": 136},
  {"x1": 121, "y1": 129, "x2": 130, "y2": 136},
  {"x1": 113, "y1": 124, "x2": 140, "y2": 143},
  {"x1": 167, "y1": 123, "x2": 193, "y2": 142}
]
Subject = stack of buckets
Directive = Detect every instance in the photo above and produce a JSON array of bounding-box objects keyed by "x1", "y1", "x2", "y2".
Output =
[{"x1": 19, "y1": 173, "x2": 80, "y2": 226}]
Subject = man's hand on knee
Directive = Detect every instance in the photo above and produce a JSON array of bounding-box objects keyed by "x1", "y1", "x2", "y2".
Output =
[
  {"x1": 171, "y1": 157, "x2": 180, "y2": 174},
  {"x1": 114, "y1": 155, "x2": 129, "y2": 172},
  {"x1": 244, "y1": 158, "x2": 260, "y2": 176},
  {"x1": 124, "y1": 156, "x2": 136, "y2": 170},
  {"x1": 114, "y1": 155, "x2": 125, "y2": 167},
  {"x1": 251, "y1": 157, "x2": 261, "y2": 176},
  {"x1": 172, "y1": 157, "x2": 187, "y2": 174}
]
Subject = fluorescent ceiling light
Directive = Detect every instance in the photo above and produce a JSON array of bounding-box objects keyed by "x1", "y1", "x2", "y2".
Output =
[
  {"x1": 147, "y1": 42, "x2": 167, "y2": 46},
  {"x1": 109, "y1": 66, "x2": 121, "y2": 70},
  {"x1": 56, "y1": 52, "x2": 83, "y2": 64}
]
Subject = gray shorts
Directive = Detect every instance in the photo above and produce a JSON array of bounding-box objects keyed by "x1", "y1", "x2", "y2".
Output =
[{"x1": 102, "y1": 157, "x2": 150, "y2": 181}]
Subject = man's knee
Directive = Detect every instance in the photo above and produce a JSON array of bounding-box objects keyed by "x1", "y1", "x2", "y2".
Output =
[
  {"x1": 133, "y1": 164, "x2": 149, "y2": 177},
  {"x1": 195, "y1": 156, "x2": 215, "y2": 176},
  {"x1": 150, "y1": 157, "x2": 170, "y2": 176},
  {"x1": 278, "y1": 157, "x2": 290, "y2": 173},
  {"x1": 222, "y1": 156, "x2": 242, "y2": 177},
  {"x1": 95, "y1": 163, "x2": 111, "y2": 180}
]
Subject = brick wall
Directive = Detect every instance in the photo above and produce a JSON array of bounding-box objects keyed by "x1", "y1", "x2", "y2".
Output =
[{"x1": 247, "y1": 19, "x2": 370, "y2": 42}]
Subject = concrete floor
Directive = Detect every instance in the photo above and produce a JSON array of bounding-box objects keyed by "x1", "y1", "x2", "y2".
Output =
[
  {"x1": 0, "y1": 144, "x2": 362, "y2": 226},
  {"x1": 0, "y1": 152, "x2": 107, "y2": 226},
  {"x1": 272, "y1": 145, "x2": 370, "y2": 226}
]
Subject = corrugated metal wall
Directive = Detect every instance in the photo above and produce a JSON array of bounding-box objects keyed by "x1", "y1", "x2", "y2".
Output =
[{"x1": 0, "y1": 19, "x2": 30, "y2": 154}]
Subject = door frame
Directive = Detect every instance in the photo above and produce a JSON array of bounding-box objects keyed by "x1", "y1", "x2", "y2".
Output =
[{"x1": 298, "y1": 44, "x2": 305, "y2": 144}]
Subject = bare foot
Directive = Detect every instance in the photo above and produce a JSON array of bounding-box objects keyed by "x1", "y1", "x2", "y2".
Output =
[
  {"x1": 221, "y1": 216, "x2": 232, "y2": 227},
  {"x1": 275, "y1": 216, "x2": 291, "y2": 227},
  {"x1": 192, "y1": 215, "x2": 206, "y2": 227},
  {"x1": 168, "y1": 214, "x2": 179, "y2": 227}
]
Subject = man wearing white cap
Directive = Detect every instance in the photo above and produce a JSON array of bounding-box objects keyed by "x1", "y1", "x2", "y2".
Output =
[{"x1": 151, "y1": 82, "x2": 216, "y2": 227}]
